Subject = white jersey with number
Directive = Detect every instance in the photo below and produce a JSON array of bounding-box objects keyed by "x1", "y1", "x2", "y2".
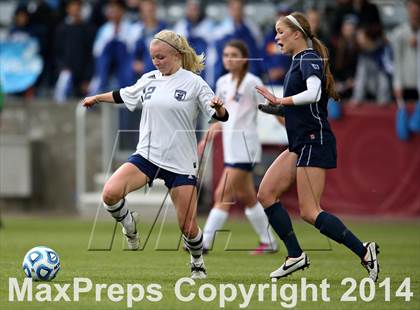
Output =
[
  {"x1": 216, "y1": 72, "x2": 263, "y2": 164},
  {"x1": 120, "y1": 68, "x2": 216, "y2": 175}
]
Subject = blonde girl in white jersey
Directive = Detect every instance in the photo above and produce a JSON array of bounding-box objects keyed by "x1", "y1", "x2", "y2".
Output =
[
  {"x1": 200, "y1": 40, "x2": 278, "y2": 254},
  {"x1": 82, "y1": 30, "x2": 228, "y2": 279}
]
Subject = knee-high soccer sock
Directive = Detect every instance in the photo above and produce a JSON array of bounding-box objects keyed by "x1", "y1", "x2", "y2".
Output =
[
  {"x1": 315, "y1": 211, "x2": 366, "y2": 259},
  {"x1": 103, "y1": 199, "x2": 135, "y2": 235},
  {"x1": 245, "y1": 202, "x2": 276, "y2": 247},
  {"x1": 183, "y1": 228, "x2": 204, "y2": 263},
  {"x1": 264, "y1": 202, "x2": 302, "y2": 257},
  {"x1": 203, "y1": 208, "x2": 229, "y2": 249}
]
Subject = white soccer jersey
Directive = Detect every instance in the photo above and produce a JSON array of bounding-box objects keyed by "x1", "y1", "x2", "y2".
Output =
[
  {"x1": 120, "y1": 68, "x2": 216, "y2": 175},
  {"x1": 216, "y1": 72, "x2": 263, "y2": 164}
]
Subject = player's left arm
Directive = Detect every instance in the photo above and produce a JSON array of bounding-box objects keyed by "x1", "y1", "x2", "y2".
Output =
[
  {"x1": 288, "y1": 53, "x2": 323, "y2": 105},
  {"x1": 210, "y1": 96, "x2": 229, "y2": 121},
  {"x1": 256, "y1": 53, "x2": 323, "y2": 106},
  {"x1": 197, "y1": 78, "x2": 229, "y2": 122}
]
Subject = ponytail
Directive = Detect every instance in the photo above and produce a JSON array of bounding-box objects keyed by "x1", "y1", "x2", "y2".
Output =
[
  {"x1": 153, "y1": 30, "x2": 205, "y2": 74},
  {"x1": 311, "y1": 37, "x2": 339, "y2": 100}
]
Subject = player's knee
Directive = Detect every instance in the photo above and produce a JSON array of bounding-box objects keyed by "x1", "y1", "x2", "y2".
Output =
[
  {"x1": 102, "y1": 184, "x2": 122, "y2": 206},
  {"x1": 299, "y1": 208, "x2": 317, "y2": 225},
  {"x1": 257, "y1": 188, "x2": 275, "y2": 207},
  {"x1": 236, "y1": 191, "x2": 254, "y2": 206},
  {"x1": 214, "y1": 186, "x2": 224, "y2": 203}
]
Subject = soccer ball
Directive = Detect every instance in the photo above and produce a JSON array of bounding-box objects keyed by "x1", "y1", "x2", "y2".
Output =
[{"x1": 22, "y1": 246, "x2": 61, "y2": 281}]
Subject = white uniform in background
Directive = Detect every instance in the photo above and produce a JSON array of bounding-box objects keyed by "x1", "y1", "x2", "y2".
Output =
[
  {"x1": 216, "y1": 72, "x2": 263, "y2": 164},
  {"x1": 203, "y1": 72, "x2": 278, "y2": 253},
  {"x1": 120, "y1": 68, "x2": 217, "y2": 175}
]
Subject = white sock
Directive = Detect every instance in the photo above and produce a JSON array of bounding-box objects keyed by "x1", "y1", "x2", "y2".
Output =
[
  {"x1": 203, "y1": 208, "x2": 229, "y2": 249},
  {"x1": 104, "y1": 199, "x2": 135, "y2": 235},
  {"x1": 191, "y1": 254, "x2": 204, "y2": 265},
  {"x1": 183, "y1": 228, "x2": 203, "y2": 259},
  {"x1": 245, "y1": 202, "x2": 276, "y2": 246}
]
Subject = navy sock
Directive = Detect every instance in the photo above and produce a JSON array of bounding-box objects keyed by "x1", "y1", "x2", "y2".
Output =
[
  {"x1": 264, "y1": 202, "x2": 302, "y2": 257},
  {"x1": 315, "y1": 211, "x2": 366, "y2": 259}
]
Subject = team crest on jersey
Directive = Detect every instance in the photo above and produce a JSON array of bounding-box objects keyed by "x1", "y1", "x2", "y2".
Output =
[
  {"x1": 174, "y1": 89, "x2": 187, "y2": 101},
  {"x1": 311, "y1": 63, "x2": 320, "y2": 70}
]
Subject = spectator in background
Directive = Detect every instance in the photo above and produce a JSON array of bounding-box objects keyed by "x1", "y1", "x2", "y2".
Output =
[
  {"x1": 390, "y1": 0, "x2": 419, "y2": 102},
  {"x1": 125, "y1": 0, "x2": 141, "y2": 22},
  {"x1": 10, "y1": 5, "x2": 35, "y2": 37},
  {"x1": 54, "y1": 0, "x2": 94, "y2": 101},
  {"x1": 306, "y1": 8, "x2": 329, "y2": 45},
  {"x1": 28, "y1": 0, "x2": 60, "y2": 90},
  {"x1": 350, "y1": 25, "x2": 393, "y2": 105},
  {"x1": 90, "y1": 0, "x2": 136, "y2": 94},
  {"x1": 213, "y1": 0, "x2": 263, "y2": 86},
  {"x1": 353, "y1": 0, "x2": 382, "y2": 35},
  {"x1": 89, "y1": 0, "x2": 108, "y2": 31},
  {"x1": 332, "y1": 14, "x2": 359, "y2": 99},
  {"x1": 173, "y1": 0, "x2": 214, "y2": 80},
  {"x1": 326, "y1": 0, "x2": 355, "y2": 44},
  {"x1": 90, "y1": 0, "x2": 138, "y2": 150},
  {"x1": 7, "y1": 4, "x2": 43, "y2": 97},
  {"x1": 261, "y1": 4, "x2": 291, "y2": 86},
  {"x1": 131, "y1": 0, "x2": 167, "y2": 79}
]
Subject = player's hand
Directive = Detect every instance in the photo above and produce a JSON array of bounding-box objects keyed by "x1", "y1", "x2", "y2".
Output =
[
  {"x1": 82, "y1": 96, "x2": 98, "y2": 108},
  {"x1": 210, "y1": 96, "x2": 224, "y2": 110},
  {"x1": 255, "y1": 86, "x2": 279, "y2": 105}
]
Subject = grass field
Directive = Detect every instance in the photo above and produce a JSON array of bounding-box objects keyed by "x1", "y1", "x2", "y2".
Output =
[{"x1": 0, "y1": 216, "x2": 419, "y2": 310}]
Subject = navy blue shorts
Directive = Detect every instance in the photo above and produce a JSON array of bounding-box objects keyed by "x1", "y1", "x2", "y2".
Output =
[
  {"x1": 224, "y1": 162, "x2": 255, "y2": 172},
  {"x1": 128, "y1": 154, "x2": 198, "y2": 189},
  {"x1": 294, "y1": 143, "x2": 337, "y2": 169}
]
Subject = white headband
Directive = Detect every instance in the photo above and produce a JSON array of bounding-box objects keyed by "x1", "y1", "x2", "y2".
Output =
[{"x1": 286, "y1": 15, "x2": 311, "y2": 39}]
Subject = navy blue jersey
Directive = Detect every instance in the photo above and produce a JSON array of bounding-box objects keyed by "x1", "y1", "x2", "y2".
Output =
[{"x1": 283, "y1": 49, "x2": 335, "y2": 152}]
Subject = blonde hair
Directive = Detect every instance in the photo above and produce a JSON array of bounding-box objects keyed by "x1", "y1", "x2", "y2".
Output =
[
  {"x1": 279, "y1": 12, "x2": 339, "y2": 100},
  {"x1": 153, "y1": 30, "x2": 205, "y2": 74}
]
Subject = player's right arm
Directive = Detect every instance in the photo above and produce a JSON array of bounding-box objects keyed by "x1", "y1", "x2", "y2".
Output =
[{"x1": 82, "y1": 92, "x2": 115, "y2": 108}]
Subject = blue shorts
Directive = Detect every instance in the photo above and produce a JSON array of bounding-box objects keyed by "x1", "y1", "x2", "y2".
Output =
[
  {"x1": 294, "y1": 143, "x2": 337, "y2": 169},
  {"x1": 224, "y1": 162, "x2": 255, "y2": 172},
  {"x1": 128, "y1": 154, "x2": 198, "y2": 189}
]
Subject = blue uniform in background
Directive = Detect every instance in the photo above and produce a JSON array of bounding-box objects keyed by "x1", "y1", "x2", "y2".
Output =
[{"x1": 283, "y1": 49, "x2": 336, "y2": 168}]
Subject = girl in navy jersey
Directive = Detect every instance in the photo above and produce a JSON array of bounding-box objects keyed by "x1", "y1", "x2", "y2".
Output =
[
  {"x1": 200, "y1": 40, "x2": 278, "y2": 255},
  {"x1": 256, "y1": 12, "x2": 380, "y2": 281},
  {"x1": 82, "y1": 30, "x2": 228, "y2": 279}
]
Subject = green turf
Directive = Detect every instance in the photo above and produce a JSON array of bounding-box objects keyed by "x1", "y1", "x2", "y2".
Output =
[{"x1": 0, "y1": 217, "x2": 419, "y2": 309}]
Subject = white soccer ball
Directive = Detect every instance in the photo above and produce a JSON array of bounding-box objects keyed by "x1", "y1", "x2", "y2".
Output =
[{"x1": 22, "y1": 246, "x2": 61, "y2": 281}]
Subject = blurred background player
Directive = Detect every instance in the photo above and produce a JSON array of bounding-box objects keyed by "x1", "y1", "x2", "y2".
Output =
[
  {"x1": 256, "y1": 12, "x2": 379, "y2": 281},
  {"x1": 82, "y1": 30, "x2": 228, "y2": 279},
  {"x1": 200, "y1": 40, "x2": 278, "y2": 255},
  {"x1": 212, "y1": 0, "x2": 263, "y2": 86}
]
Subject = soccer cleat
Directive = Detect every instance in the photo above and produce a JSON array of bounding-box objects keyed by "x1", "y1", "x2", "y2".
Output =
[
  {"x1": 361, "y1": 242, "x2": 380, "y2": 282},
  {"x1": 250, "y1": 242, "x2": 278, "y2": 255},
  {"x1": 190, "y1": 260, "x2": 207, "y2": 279},
  {"x1": 258, "y1": 103, "x2": 285, "y2": 116},
  {"x1": 122, "y1": 211, "x2": 140, "y2": 250},
  {"x1": 270, "y1": 252, "x2": 310, "y2": 279}
]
